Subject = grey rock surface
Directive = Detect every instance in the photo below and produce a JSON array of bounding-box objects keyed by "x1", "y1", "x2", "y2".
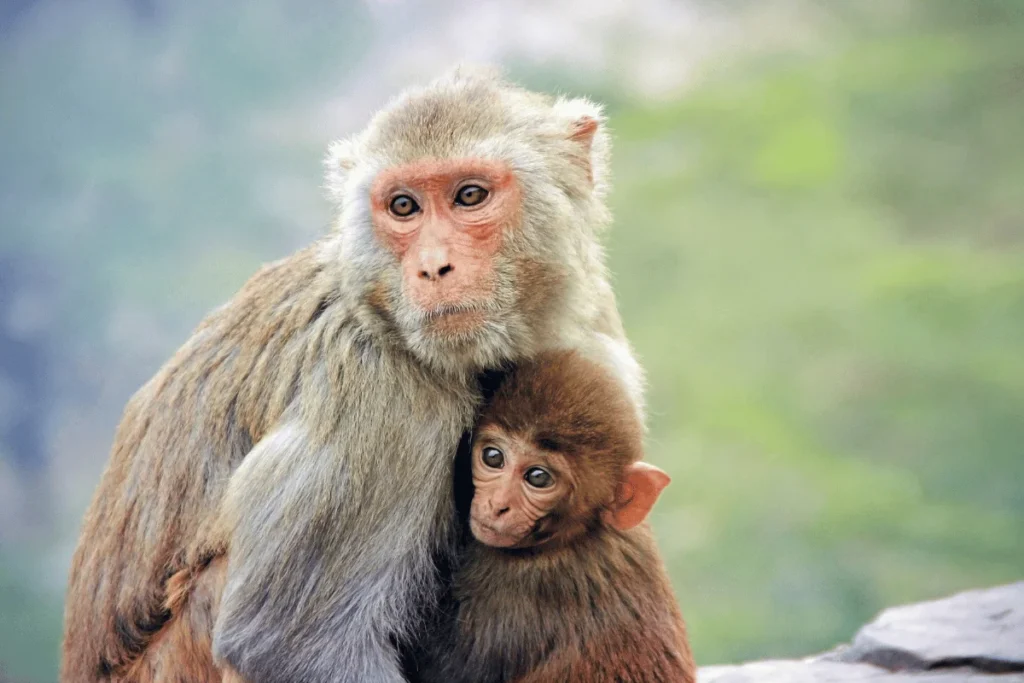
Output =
[
  {"x1": 698, "y1": 582, "x2": 1024, "y2": 683},
  {"x1": 832, "y1": 582, "x2": 1024, "y2": 673},
  {"x1": 701, "y1": 661, "x2": 1021, "y2": 683}
]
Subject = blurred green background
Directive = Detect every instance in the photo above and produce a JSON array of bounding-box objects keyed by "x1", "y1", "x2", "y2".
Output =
[{"x1": 1, "y1": 1, "x2": 1022, "y2": 681}]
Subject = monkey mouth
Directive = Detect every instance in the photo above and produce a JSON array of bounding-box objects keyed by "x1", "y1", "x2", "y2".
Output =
[
  {"x1": 469, "y1": 517, "x2": 526, "y2": 548},
  {"x1": 423, "y1": 302, "x2": 484, "y2": 319},
  {"x1": 421, "y1": 304, "x2": 488, "y2": 335}
]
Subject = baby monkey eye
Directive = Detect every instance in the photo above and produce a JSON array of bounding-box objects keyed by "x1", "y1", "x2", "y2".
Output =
[
  {"x1": 481, "y1": 446, "x2": 504, "y2": 469},
  {"x1": 389, "y1": 194, "x2": 420, "y2": 217},
  {"x1": 524, "y1": 467, "x2": 553, "y2": 489},
  {"x1": 454, "y1": 185, "x2": 488, "y2": 207}
]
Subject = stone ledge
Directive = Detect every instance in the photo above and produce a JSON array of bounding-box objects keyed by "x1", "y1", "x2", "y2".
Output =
[{"x1": 700, "y1": 582, "x2": 1024, "y2": 683}]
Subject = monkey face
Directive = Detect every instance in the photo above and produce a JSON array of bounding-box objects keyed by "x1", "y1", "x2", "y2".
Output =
[
  {"x1": 468, "y1": 423, "x2": 672, "y2": 550},
  {"x1": 468, "y1": 426, "x2": 573, "y2": 549},
  {"x1": 370, "y1": 157, "x2": 521, "y2": 340},
  {"x1": 323, "y1": 72, "x2": 614, "y2": 373}
]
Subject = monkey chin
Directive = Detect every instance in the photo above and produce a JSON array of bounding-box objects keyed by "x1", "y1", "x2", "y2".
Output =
[
  {"x1": 469, "y1": 517, "x2": 528, "y2": 549},
  {"x1": 405, "y1": 305, "x2": 526, "y2": 374},
  {"x1": 423, "y1": 307, "x2": 488, "y2": 337}
]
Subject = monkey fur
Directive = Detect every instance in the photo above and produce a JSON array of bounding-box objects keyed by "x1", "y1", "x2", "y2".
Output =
[
  {"x1": 61, "y1": 67, "x2": 643, "y2": 683},
  {"x1": 407, "y1": 351, "x2": 695, "y2": 683}
]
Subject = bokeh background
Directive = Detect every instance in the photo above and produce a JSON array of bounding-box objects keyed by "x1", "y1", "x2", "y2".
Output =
[{"x1": 2, "y1": 1, "x2": 1022, "y2": 680}]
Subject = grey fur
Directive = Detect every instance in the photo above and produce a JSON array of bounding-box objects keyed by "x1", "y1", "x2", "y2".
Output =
[{"x1": 215, "y1": 355, "x2": 477, "y2": 683}]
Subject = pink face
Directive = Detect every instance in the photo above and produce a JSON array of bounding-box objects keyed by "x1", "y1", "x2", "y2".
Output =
[
  {"x1": 370, "y1": 158, "x2": 521, "y2": 333},
  {"x1": 468, "y1": 423, "x2": 672, "y2": 551},
  {"x1": 468, "y1": 425, "x2": 572, "y2": 549}
]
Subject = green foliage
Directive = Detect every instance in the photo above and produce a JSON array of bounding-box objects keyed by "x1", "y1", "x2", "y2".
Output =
[{"x1": 609, "y1": 1, "x2": 1024, "y2": 662}]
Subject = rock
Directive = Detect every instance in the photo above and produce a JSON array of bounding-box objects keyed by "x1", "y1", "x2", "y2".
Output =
[
  {"x1": 832, "y1": 582, "x2": 1024, "y2": 674},
  {"x1": 698, "y1": 582, "x2": 1024, "y2": 683},
  {"x1": 701, "y1": 660, "x2": 1020, "y2": 682}
]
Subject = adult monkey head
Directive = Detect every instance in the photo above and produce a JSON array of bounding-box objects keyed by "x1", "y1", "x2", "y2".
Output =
[{"x1": 324, "y1": 69, "x2": 619, "y2": 376}]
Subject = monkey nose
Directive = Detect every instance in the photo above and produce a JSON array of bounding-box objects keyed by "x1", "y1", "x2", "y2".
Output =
[
  {"x1": 417, "y1": 248, "x2": 454, "y2": 281},
  {"x1": 493, "y1": 505, "x2": 510, "y2": 518},
  {"x1": 419, "y1": 263, "x2": 454, "y2": 281}
]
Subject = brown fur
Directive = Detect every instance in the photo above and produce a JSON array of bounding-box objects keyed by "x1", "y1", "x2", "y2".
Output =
[
  {"x1": 123, "y1": 557, "x2": 228, "y2": 683},
  {"x1": 410, "y1": 352, "x2": 695, "y2": 683},
  {"x1": 509, "y1": 530, "x2": 693, "y2": 683}
]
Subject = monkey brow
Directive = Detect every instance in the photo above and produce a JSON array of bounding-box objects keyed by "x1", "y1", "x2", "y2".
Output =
[
  {"x1": 533, "y1": 434, "x2": 588, "y2": 461},
  {"x1": 535, "y1": 436, "x2": 562, "y2": 452}
]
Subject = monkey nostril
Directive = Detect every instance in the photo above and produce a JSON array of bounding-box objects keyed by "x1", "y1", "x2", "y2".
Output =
[
  {"x1": 495, "y1": 506, "x2": 510, "y2": 517},
  {"x1": 419, "y1": 265, "x2": 453, "y2": 280}
]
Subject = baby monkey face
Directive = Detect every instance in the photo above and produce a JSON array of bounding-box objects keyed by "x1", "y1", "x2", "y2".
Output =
[{"x1": 468, "y1": 425, "x2": 574, "y2": 549}]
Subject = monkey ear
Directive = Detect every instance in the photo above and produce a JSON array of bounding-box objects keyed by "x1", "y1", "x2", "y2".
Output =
[
  {"x1": 553, "y1": 96, "x2": 608, "y2": 188},
  {"x1": 606, "y1": 462, "x2": 670, "y2": 531},
  {"x1": 323, "y1": 137, "x2": 358, "y2": 204},
  {"x1": 569, "y1": 116, "x2": 600, "y2": 152}
]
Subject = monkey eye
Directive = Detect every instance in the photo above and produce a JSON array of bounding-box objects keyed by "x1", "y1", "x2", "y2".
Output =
[
  {"x1": 454, "y1": 184, "x2": 488, "y2": 207},
  {"x1": 389, "y1": 194, "x2": 420, "y2": 217},
  {"x1": 481, "y1": 446, "x2": 504, "y2": 469},
  {"x1": 524, "y1": 467, "x2": 553, "y2": 489}
]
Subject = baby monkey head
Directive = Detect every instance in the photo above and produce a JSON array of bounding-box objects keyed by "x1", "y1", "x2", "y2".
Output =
[{"x1": 469, "y1": 350, "x2": 670, "y2": 550}]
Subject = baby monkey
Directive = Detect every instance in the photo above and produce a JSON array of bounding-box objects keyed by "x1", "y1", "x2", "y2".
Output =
[{"x1": 411, "y1": 350, "x2": 695, "y2": 683}]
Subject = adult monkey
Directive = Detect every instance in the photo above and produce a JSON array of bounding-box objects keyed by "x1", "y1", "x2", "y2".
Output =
[{"x1": 62, "y1": 68, "x2": 643, "y2": 683}]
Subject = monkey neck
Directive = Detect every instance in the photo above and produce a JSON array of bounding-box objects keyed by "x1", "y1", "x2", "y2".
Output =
[
  {"x1": 438, "y1": 525, "x2": 679, "y2": 681},
  {"x1": 466, "y1": 523, "x2": 662, "y2": 589}
]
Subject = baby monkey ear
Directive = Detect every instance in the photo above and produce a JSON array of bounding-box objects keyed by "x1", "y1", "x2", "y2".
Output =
[{"x1": 606, "y1": 462, "x2": 671, "y2": 531}]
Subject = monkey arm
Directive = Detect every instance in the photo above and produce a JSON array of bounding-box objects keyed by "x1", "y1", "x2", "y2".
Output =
[
  {"x1": 213, "y1": 421, "x2": 418, "y2": 683},
  {"x1": 214, "y1": 405, "x2": 462, "y2": 683}
]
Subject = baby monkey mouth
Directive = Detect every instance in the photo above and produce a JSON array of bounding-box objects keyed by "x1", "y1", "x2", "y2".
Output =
[
  {"x1": 469, "y1": 517, "x2": 529, "y2": 548},
  {"x1": 470, "y1": 516, "x2": 554, "y2": 550}
]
